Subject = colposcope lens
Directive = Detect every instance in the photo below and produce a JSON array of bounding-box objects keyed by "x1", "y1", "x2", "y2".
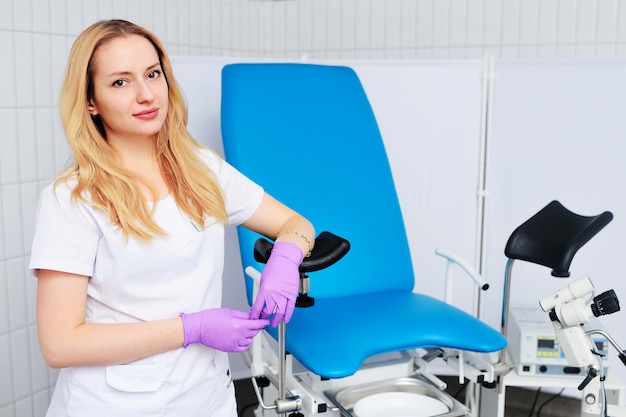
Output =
[{"x1": 591, "y1": 290, "x2": 620, "y2": 317}]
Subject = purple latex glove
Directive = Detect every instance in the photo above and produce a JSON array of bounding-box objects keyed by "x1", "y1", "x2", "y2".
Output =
[
  {"x1": 251, "y1": 241, "x2": 303, "y2": 327},
  {"x1": 180, "y1": 308, "x2": 269, "y2": 352}
]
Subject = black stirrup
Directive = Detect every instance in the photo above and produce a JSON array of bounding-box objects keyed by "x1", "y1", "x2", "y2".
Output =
[{"x1": 505, "y1": 200, "x2": 613, "y2": 277}]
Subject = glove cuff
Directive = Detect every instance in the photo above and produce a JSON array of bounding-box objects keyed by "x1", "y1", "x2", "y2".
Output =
[
  {"x1": 179, "y1": 312, "x2": 196, "y2": 348},
  {"x1": 272, "y1": 241, "x2": 305, "y2": 264}
]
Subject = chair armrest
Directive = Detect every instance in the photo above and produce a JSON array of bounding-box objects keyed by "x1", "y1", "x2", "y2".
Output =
[{"x1": 254, "y1": 231, "x2": 350, "y2": 273}]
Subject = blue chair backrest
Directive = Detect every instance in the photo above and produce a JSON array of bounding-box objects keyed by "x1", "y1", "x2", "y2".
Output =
[{"x1": 221, "y1": 63, "x2": 415, "y2": 303}]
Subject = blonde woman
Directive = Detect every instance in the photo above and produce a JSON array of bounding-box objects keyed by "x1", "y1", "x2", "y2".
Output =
[{"x1": 29, "y1": 19, "x2": 314, "y2": 417}]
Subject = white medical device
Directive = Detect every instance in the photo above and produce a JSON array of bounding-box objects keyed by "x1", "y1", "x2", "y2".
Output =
[
  {"x1": 508, "y1": 305, "x2": 609, "y2": 377},
  {"x1": 540, "y1": 276, "x2": 626, "y2": 416}
]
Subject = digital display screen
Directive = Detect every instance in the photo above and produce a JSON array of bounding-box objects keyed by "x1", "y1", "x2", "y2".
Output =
[{"x1": 537, "y1": 339, "x2": 555, "y2": 349}]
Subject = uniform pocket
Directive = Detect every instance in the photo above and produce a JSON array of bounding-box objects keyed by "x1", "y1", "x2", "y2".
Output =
[
  {"x1": 105, "y1": 364, "x2": 165, "y2": 392},
  {"x1": 105, "y1": 364, "x2": 167, "y2": 416}
]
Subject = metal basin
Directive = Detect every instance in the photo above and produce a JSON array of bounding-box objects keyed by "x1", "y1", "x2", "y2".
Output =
[{"x1": 325, "y1": 376, "x2": 468, "y2": 417}]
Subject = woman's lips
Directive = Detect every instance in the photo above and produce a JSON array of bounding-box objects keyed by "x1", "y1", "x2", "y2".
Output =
[{"x1": 134, "y1": 108, "x2": 159, "y2": 120}]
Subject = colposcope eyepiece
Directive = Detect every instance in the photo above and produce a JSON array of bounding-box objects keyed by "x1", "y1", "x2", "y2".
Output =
[{"x1": 591, "y1": 289, "x2": 620, "y2": 317}]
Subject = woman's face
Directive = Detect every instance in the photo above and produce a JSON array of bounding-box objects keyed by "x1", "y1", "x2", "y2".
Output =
[{"x1": 88, "y1": 34, "x2": 169, "y2": 145}]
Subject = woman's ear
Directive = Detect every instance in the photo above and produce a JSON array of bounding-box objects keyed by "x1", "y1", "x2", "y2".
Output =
[{"x1": 87, "y1": 102, "x2": 97, "y2": 116}]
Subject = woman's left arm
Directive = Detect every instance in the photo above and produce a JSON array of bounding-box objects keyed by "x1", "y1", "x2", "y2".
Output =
[
  {"x1": 241, "y1": 193, "x2": 315, "y2": 326},
  {"x1": 241, "y1": 193, "x2": 315, "y2": 258}
]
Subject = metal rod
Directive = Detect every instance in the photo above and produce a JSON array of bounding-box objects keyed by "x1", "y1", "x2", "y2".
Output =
[
  {"x1": 278, "y1": 320, "x2": 287, "y2": 404},
  {"x1": 498, "y1": 258, "x2": 515, "y2": 364}
]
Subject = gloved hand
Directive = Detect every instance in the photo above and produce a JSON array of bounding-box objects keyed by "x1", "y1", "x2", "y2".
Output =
[
  {"x1": 180, "y1": 308, "x2": 269, "y2": 352},
  {"x1": 250, "y1": 241, "x2": 303, "y2": 327}
]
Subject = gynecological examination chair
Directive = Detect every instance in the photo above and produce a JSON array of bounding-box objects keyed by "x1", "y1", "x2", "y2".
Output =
[{"x1": 220, "y1": 63, "x2": 507, "y2": 417}]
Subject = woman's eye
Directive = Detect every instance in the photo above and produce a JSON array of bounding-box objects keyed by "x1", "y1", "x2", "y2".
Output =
[
  {"x1": 148, "y1": 70, "x2": 161, "y2": 79},
  {"x1": 112, "y1": 79, "x2": 127, "y2": 87}
]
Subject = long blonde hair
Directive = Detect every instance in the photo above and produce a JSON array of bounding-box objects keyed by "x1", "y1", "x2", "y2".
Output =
[{"x1": 58, "y1": 19, "x2": 227, "y2": 240}]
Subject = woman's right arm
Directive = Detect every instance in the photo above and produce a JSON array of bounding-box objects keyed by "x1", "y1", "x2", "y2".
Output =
[{"x1": 37, "y1": 269, "x2": 185, "y2": 368}]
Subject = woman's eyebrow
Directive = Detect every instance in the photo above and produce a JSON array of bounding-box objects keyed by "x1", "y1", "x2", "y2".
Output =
[{"x1": 106, "y1": 62, "x2": 161, "y2": 77}]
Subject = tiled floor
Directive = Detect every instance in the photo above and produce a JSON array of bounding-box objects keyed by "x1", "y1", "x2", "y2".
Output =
[{"x1": 234, "y1": 376, "x2": 581, "y2": 417}]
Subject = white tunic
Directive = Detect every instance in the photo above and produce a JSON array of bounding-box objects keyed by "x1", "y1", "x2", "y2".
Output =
[{"x1": 29, "y1": 149, "x2": 264, "y2": 417}]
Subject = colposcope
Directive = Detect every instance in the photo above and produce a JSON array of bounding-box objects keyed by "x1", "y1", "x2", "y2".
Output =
[{"x1": 540, "y1": 276, "x2": 626, "y2": 416}]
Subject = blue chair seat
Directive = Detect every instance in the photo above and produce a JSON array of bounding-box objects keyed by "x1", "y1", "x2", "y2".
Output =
[{"x1": 265, "y1": 291, "x2": 506, "y2": 379}]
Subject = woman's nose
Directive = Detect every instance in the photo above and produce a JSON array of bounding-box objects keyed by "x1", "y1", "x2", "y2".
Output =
[{"x1": 136, "y1": 80, "x2": 155, "y2": 103}]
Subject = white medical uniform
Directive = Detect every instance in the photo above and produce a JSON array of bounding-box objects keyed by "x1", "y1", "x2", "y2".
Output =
[{"x1": 29, "y1": 149, "x2": 264, "y2": 417}]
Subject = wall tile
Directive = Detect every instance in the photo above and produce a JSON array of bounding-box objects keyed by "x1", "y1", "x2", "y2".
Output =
[
  {"x1": 126, "y1": 0, "x2": 144, "y2": 27},
  {"x1": 537, "y1": 0, "x2": 558, "y2": 45},
  {"x1": 556, "y1": 43, "x2": 577, "y2": 58},
  {"x1": 311, "y1": 1, "x2": 328, "y2": 51},
  {"x1": 152, "y1": 0, "x2": 167, "y2": 43},
  {"x1": 482, "y1": 0, "x2": 502, "y2": 46},
  {"x1": 576, "y1": 0, "x2": 598, "y2": 44},
  {"x1": 618, "y1": 1, "x2": 626, "y2": 43},
  {"x1": 596, "y1": 0, "x2": 618, "y2": 43},
  {"x1": 33, "y1": 390, "x2": 51, "y2": 417},
  {"x1": 432, "y1": 0, "x2": 451, "y2": 47},
  {"x1": 0, "y1": 405, "x2": 15, "y2": 417},
  {"x1": 324, "y1": 1, "x2": 341, "y2": 52},
  {"x1": 188, "y1": 0, "x2": 200, "y2": 49},
  {"x1": 10, "y1": 327, "x2": 32, "y2": 401},
  {"x1": 14, "y1": 396, "x2": 33, "y2": 417},
  {"x1": 0, "y1": 334, "x2": 15, "y2": 407},
  {"x1": 96, "y1": 0, "x2": 114, "y2": 20},
  {"x1": 465, "y1": 0, "x2": 484, "y2": 47},
  {"x1": 82, "y1": 5, "x2": 101, "y2": 28},
  {"x1": 519, "y1": 0, "x2": 539, "y2": 44},
  {"x1": 0, "y1": 0, "x2": 14, "y2": 30},
  {"x1": 283, "y1": 3, "x2": 301, "y2": 53},
  {"x1": 537, "y1": 44, "x2": 557, "y2": 58},
  {"x1": 556, "y1": 0, "x2": 577, "y2": 44},
  {"x1": 352, "y1": 0, "x2": 368, "y2": 50},
  {"x1": 448, "y1": 0, "x2": 468, "y2": 48},
  {"x1": 0, "y1": 109, "x2": 19, "y2": 185},
  {"x1": 50, "y1": 35, "x2": 70, "y2": 107},
  {"x1": 399, "y1": 0, "x2": 417, "y2": 49},
  {"x1": 0, "y1": 32, "x2": 17, "y2": 108},
  {"x1": 18, "y1": 109, "x2": 38, "y2": 183},
  {"x1": 415, "y1": 0, "x2": 434, "y2": 48},
  {"x1": 7, "y1": 258, "x2": 28, "y2": 331},
  {"x1": 165, "y1": 0, "x2": 179, "y2": 44},
  {"x1": 33, "y1": 34, "x2": 53, "y2": 108},
  {"x1": 596, "y1": 44, "x2": 617, "y2": 57},
  {"x1": 32, "y1": 0, "x2": 51, "y2": 33},
  {"x1": 2, "y1": 185, "x2": 24, "y2": 260},
  {"x1": 12, "y1": 0, "x2": 32, "y2": 31},
  {"x1": 66, "y1": 0, "x2": 85, "y2": 35},
  {"x1": 384, "y1": 0, "x2": 402, "y2": 50},
  {"x1": 52, "y1": 115, "x2": 71, "y2": 172},
  {"x1": 366, "y1": 0, "x2": 385, "y2": 50},
  {"x1": 500, "y1": 0, "x2": 521, "y2": 46},
  {"x1": 21, "y1": 181, "x2": 39, "y2": 261},
  {"x1": 14, "y1": 32, "x2": 36, "y2": 108},
  {"x1": 49, "y1": 0, "x2": 67, "y2": 35},
  {"x1": 29, "y1": 326, "x2": 48, "y2": 392},
  {"x1": 576, "y1": 44, "x2": 596, "y2": 57},
  {"x1": 112, "y1": 0, "x2": 128, "y2": 19},
  {"x1": 36, "y1": 109, "x2": 56, "y2": 181},
  {"x1": 0, "y1": 261, "x2": 8, "y2": 335}
]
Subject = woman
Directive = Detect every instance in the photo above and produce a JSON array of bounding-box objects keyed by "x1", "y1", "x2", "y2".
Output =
[{"x1": 29, "y1": 19, "x2": 314, "y2": 416}]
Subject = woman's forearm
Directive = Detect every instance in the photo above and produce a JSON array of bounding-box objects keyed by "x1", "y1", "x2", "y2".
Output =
[
  {"x1": 40, "y1": 317, "x2": 184, "y2": 368},
  {"x1": 37, "y1": 269, "x2": 185, "y2": 368}
]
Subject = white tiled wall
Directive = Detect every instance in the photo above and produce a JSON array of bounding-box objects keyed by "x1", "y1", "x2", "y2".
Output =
[{"x1": 1, "y1": 0, "x2": 626, "y2": 415}]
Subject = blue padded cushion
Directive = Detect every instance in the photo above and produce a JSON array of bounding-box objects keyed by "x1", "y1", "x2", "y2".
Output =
[
  {"x1": 268, "y1": 292, "x2": 506, "y2": 378},
  {"x1": 220, "y1": 63, "x2": 507, "y2": 378}
]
